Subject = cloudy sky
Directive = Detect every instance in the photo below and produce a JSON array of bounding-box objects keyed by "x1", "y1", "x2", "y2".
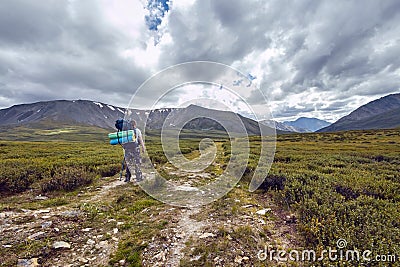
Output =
[{"x1": 0, "y1": 0, "x2": 399, "y2": 122}]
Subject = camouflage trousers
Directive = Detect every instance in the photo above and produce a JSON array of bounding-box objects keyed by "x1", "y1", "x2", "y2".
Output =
[{"x1": 123, "y1": 143, "x2": 142, "y2": 182}]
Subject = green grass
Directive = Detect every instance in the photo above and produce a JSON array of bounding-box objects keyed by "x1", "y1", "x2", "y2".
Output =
[
  {"x1": 0, "y1": 141, "x2": 123, "y2": 195},
  {"x1": 244, "y1": 128, "x2": 400, "y2": 264},
  {"x1": 0, "y1": 121, "x2": 110, "y2": 142},
  {"x1": 1, "y1": 127, "x2": 399, "y2": 266}
]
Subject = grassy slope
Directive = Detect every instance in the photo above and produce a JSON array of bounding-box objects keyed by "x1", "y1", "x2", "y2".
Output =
[
  {"x1": 0, "y1": 121, "x2": 110, "y2": 142},
  {"x1": 0, "y1": 122, "x2": 233, "y2": 142},
  {"x1": 320, "y1": 108, "x2": 400, "y2": 132}
]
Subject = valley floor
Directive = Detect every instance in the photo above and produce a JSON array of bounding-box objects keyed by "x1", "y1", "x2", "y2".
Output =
[
  {"x1": 1, "y1": 128, "x2": 399, "y2": 267},
  {"x1": 1, "y1": 173, "x2": 299, "y2": 267}
]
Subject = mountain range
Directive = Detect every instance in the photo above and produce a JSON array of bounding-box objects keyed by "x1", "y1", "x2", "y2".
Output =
[
  {"x1": 1, "y1": 92, "x2": 399, "y2": 138},
  {"x1": 259, "y1": 120, "x2": 305, "y2": 132},
  {"x1": 259, "y1": 117, "x2": 332, "y2": 133},
  {"x1": 284, "y1": 117, "x2": 331, "y2": 132},
  {"x1": 0, "y1": 100, "x2": 279, "y2": 136},
  {"x1": 319, "y1": 93, "x2": 400, "y2": 132}
]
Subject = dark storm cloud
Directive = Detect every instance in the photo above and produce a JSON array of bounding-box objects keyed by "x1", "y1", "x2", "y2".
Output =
[
  {"x1": 0, "y1": 1, "x2": 66, "y2": 46},
  {"x1": 160, "y1": 0, "x2": 326, "y2": 68},
  {"x1": 181, "y1": 0, "x2": 400, "y2": 119},
  {"x1": 0, "y1": 0, "x2": 149, "y2": 109},
  {"x1": 260, "y1": 0, "x2": 400, "y2": 100},
  {"x1": 273, "y1": 104, "x2": 316, "y2": 119},
  {"x1": 158, "y1": 0, "x2": 272, "y2": 67},
  {"x1": 1, "y1": 0, "x2": 399, "y2": 121}
]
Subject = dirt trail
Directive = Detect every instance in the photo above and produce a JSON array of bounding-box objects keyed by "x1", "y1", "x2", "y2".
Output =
[
  {"x1": 139, "y1": 150, "x2": 300, "y2": 267},
  {"x1": 1, "y1": 167, "x2": 299, "y2": 266},
  {"x1": 141, "y1": 143, "x2": 299, "y2": 266},
  {"x1": 142, "y1": 207, "x2": 206, "y2": 267},
  {"x1": 164, "y1": 207, "x2": 204, "y2": 266},
  {"x1": 88, "y1": 179, "x2": 125, "y2": 202},
  {"x1": 140, "y1": 191, "x2": 299, "y2": 266},
  {"x1": 0, "y1": 177, "x2": 126, "y2": 267}
]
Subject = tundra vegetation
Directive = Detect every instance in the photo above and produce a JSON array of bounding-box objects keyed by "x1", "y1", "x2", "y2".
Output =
[{"x1": 0, "y1": 128, "x2": 399, "y2": 266}]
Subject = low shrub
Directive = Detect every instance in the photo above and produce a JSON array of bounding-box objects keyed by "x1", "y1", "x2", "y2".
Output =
[
  {"x1": 97, "y1": 164, "x2": 120, "y2": 177},
  {"x1": 41, "y1": 167, "x2": 95, "y2": 193},
  {"x1": 259, "y1": 174, "x2": 286, "y2": 191}
]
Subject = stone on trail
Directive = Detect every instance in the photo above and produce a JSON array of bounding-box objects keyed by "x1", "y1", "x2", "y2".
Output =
[
  {"x1": 176, "y1": 185, "x2": 199, "y2": 191},
  {"x1": 53, "y1": 241, "x2": 71, "y2": 249},
  {"x1": 41, "y1": 221, "x2": 52, "y2": 228},
  {"x1": 285, "y1": 213, "x2": 297, "y2": 223},
  {"x1": 27, "y1": 231, "x2": 45, "y2": 240},
  {"x1": 78, "y1": 257, "x2": 89, "y2": 264},
  {"x1": 87, "y1": 239, "x2": 96, "y2": 245},
  {"x1": 256, "y1": 208, "x2": 272, "y2": 215},
  {"x1": 234, "y1": 255, "x2": 243, "y2": 264},
  {"x1": 95, "y1": 240, "x2": 108, "y2": 250},
  {"x1": 234, "y1": 255, "x2": 249, "y2": 264},
  {"x1": 176, "y1": 232, "x2": 186, "y2": 239},
  {"x1": 36, "y1": 209, "x2": 50, "y2": 213},
  {"x1": 199, "y1": 232, "x2": 216, "y2": 239},
  {"x1": 34, "y1": 195, "x2": 48, "y2": 200},
  {"x1": 17, "y1": 258, "x2": 39, "y2": 267},
  {"x1": 190, "y1": 255, "x2": 202, "y2": 261},
  {"x1": 60, "y1": 210, "x2": 82, "y2": 218}
]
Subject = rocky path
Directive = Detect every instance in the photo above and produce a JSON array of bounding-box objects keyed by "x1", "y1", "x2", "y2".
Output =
[
  {"x1": 88, "y1": 179, "x2": 125, "y2": 202},
  {"x1": 139, "y1": 189, "x2": 299, "y2": 266},
  {"x1": 141, "y1": 207, "x2": 205, "y2": 267},
  {"x1": 0, "y1": 177, "x2": 126, "y2": 267},
  {"x1": 138, "y1": 147, "x2": 300, "y2": 267},
  {"x1": 164, "y1": 207, "x2": 204, "y2": 267},
  {"x1": 1, "y1": 163, "x2": 300, "y2": 266}
]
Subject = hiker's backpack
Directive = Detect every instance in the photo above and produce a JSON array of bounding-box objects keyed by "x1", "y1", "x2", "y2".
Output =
[
  {"x1": 114, "y1": 119, "x2": 138, "y2": 145},
  {"x1": 115, "y1": 119, "x2": 132, "y2": 131}
]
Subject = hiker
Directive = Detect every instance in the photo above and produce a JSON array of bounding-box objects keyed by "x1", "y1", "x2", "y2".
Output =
[{"x1": 122, "y1": 120, "x2": 145, "y2": 182}]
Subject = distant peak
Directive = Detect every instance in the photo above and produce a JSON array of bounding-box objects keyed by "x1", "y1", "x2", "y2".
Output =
[
  {"x1": 187, "y1": 103, "x2": 201, "y2": 108},
  {"x1": 186, "y1": 104, "x2": 207, "y2": 110},
  {"x1": 295, "y1": 117, "x2": 327, "y2": 122}
]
